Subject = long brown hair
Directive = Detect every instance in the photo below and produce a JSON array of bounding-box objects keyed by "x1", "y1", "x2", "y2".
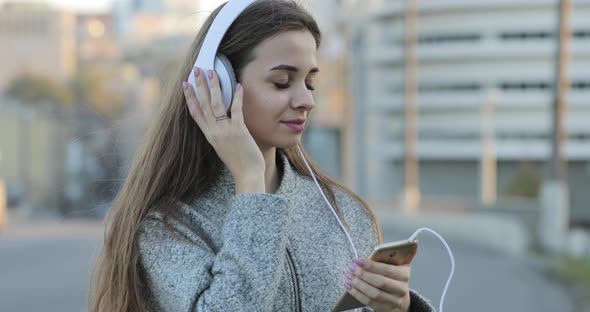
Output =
[{"x1": 89, "y1": 1, "x2": 382, "y2": 311}]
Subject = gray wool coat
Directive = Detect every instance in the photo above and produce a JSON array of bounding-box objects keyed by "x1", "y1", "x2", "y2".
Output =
[{"x1": 138, "y1": 149, "x2": 435, "y2": 311}]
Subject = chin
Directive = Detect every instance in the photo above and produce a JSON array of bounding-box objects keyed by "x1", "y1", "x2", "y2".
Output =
[{"x1": 272, "y1": 136, "x2": 303, "y2": 149}]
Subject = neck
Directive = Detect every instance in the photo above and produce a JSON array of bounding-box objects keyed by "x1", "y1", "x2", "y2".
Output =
[{"x1": 261, "y1": 147, "x2": 280, "y2": 194}]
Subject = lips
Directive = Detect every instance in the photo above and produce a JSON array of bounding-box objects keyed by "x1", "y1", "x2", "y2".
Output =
[
  {"x1": 281, "y1": 119, "x2": 306, "y2": 124},
  {"x1": 281, "y1": 119, "x2": 305, "y2": 132}
]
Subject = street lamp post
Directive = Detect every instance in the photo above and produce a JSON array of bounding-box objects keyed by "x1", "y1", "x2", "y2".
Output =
[
  {"x1": 539, "y1": 0, "x2": 572, "y2": 253},
  {"x1": 480, "y1": 89, "x2": 500, "y2": 207},
  {"x1": 403, "y1": 0, "x2": 420, "y2": 214}
]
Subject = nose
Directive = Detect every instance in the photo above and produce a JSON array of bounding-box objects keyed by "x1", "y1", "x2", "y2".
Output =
[{"x1": 290, "y1": 83, "x2": 315, "y2": 111}]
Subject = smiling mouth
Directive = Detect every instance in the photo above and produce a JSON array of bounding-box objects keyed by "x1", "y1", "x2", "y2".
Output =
[{"x1": 281, "y1": 122, "x2": 305, "y2": 131}]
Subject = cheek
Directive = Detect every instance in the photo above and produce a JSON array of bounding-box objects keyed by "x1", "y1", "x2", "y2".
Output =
[
  {"x1": 242, "y1": 91, "x2": 285, "y2": 122},
  {"x1": 242, "y1": 94, "x2": 276, "y2": 133}
]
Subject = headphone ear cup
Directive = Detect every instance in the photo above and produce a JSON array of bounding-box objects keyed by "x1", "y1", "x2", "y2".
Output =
[{"x1": 214, "y1": 53, "x2": 237, "y2": 113}]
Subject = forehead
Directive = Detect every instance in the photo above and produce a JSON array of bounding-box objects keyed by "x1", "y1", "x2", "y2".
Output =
[{"x1": 250, "y1": 30, "x2": 318, "y2": 69}]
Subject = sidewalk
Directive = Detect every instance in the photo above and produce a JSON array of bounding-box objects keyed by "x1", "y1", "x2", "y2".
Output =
[
  {"x1": 0, "y1": 218, "x2": 104, "y2": 240},
  {"x1": 373, "y1": 206, "x2": 532, "y2": 257}
]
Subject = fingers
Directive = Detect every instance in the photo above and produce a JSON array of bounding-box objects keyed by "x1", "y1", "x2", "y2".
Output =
[
  {"x1": 349, "y1": 263, "x2": 407, "y2": 297},
  {"x1": 185, "y1": 67, "x2": 232, "y2": 127},
  {"x1": 230, "y1": 83, "x2": 243, "y2": 123},
  {"x1": 204, "y1": 69, "x2": 229, "y2": 120},
  {"x1": 345, "y1": 260, "x2": 412, "y2": 310},
  {"x1": 343, "y1": 281, "x2": 374, "y2": 307},
  {"x1": 353, "y1": 259, "x2": 411, "y2": 282},
  {"x1": 192, "y1": 67, "x2": 216, "y2": 123},
  {"x1": 184, "y1": 67, "x2": 243, "y2": 124},
  {"x1": 182, "y1": 80, "x2": 206, "y2": 128},
  {"x1": 345, "y1": 274, "x2": 401, "y2": 308}
]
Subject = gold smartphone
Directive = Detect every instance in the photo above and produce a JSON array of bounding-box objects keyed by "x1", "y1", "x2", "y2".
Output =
[{"x1": 331, "y1": 239, "x2": 418, "y2": 312}]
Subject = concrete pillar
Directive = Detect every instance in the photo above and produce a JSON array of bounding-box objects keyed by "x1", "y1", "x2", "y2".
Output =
[
  {"x1": 0, "y1": 179, "x2": 6, "y2": 232},
  {"x1": 538, "y1": 180, "x2": 570, "y2": 252}
]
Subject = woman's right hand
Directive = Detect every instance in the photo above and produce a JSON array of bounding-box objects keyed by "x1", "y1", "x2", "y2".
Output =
[{"x1": 183, "y1": 67, "x2": 266, "y2": 192}]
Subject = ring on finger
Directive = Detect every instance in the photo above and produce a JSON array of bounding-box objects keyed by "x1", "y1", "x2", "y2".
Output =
[{"x1": 215, "y1": 115, "x2": 228, "y2": 121}]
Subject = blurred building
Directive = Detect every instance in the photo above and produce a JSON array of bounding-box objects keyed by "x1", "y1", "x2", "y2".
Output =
[
  {"x1": 111, "y1": 0, "x2": 202, "y2": 114},
  {"x1": 304, "y1": 0, "x2": 350, "y2": 180},
  {"x1": 0, "y1": 2, "x2": 132, "y2": 216},
  {"x1": 0, "y1": 1, "x2": 77, "y2": 216},
  {"x1": 110, "y1": 0, "x2": 201, "y2": 173},
  {"x1": 0, "y1": 1, "x2": 76, "y2": 89},
  {"x1": 0, "y1": 97, "x2": 69, "y2": 215},
  {"x1": 319, "y1": 0, "x2": 590, "y2": 217},
  {"x1": 76, "y1": 13, "x2": 120, "y2": 66},
  {"x1": 114, "y1": 0, "x2": 199, "y2": 40}
]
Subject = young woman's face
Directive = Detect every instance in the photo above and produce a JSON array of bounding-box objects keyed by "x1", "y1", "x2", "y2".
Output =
[{"x1": 239, "y1": 30, "x2": 318, "y2": 151}]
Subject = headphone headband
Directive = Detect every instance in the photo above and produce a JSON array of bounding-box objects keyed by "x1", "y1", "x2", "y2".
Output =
[{"x1": 193, "y1": 0, "x2": 258, "y2": 71}]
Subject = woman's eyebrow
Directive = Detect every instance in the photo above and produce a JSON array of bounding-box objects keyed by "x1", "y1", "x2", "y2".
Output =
[{"x1": 269, "y1": 64, "x2": 320, "y2": 73}]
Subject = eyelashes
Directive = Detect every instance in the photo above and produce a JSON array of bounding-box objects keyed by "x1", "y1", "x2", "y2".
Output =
[{"x1": 274, "y1": 82, "x2": 316, "y2": 91}]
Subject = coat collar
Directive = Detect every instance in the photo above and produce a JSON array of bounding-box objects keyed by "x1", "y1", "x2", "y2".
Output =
[{"x1": 213, "y1": 148, "x2": 304, "y2": 197}]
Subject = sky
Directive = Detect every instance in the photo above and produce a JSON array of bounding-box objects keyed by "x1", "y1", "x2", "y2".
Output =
[
  {"x1": 1, "y1": 0, "x2": 284, "y2": 14},
  {"x1": 37, "y1": 0, "x2": 228, "y2": 13},
  {"x1": 199, "y1": 0, "x2": 226, "y2": 11},
  {"x1": 48, "y1": 0, "x2": 113, "y2": 12},
  {"x1": 0, "y1": 0, "x2": 114, "y2": 12}
]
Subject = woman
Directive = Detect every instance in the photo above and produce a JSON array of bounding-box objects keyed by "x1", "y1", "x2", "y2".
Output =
[{"x1": 89, "y1": 1, "x2": 435, "y2": 311}]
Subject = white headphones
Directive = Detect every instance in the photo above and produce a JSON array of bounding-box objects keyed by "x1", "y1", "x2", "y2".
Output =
[
  {"x1": 185, "y1": 0, "x2": 255, "y2": 114},
  {"x1": 186, "y1": 0, "x2": 360, "y2": 259}
]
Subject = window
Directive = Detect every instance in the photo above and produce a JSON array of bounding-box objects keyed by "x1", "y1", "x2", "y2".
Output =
[
  {"x1": 419, "y1": 33, "x2": 482, "y2": 44},
  {"x1": 499, "y1": 31, "x2": 552, "y2": 40},
  {"x1": 499, "y1": 82, "x2": 550, "y2": 91}
]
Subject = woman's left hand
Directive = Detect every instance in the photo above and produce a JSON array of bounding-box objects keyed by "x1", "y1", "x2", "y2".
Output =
[{"x1": 344, "y1": 243, "x2": 419, "y2": 312}]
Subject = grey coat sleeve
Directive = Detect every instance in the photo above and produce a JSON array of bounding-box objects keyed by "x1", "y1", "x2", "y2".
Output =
[
  {"x1": 409, "y1": 289, "x2": 436, "y2": 312},
  {"x1": 137, "y1": 193, "x2": 292, "y2": 311}
]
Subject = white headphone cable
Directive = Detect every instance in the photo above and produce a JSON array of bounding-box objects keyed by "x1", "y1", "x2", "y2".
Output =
[
  {"x1": 408, "y1": 228, "x2": 455, "y2": 312},
  {"x1": 296, "y1": 145, "x2": 362, "y2": 312},
  {"x1": 297, "y1": 145, "x2": 455, "y2": 312},
  {"x1": 296, "y1": 145, "x2": 359, "y2": 259}
]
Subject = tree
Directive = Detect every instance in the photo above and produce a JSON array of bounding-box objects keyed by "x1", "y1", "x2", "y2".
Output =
[
  {"x1": 5, "y1": 70, "x2": 125, "y2": 121},
  {"x1": 70, "y1": 69, "x2": 125, "y2": 120},
  {"x1": 506, "y1": 162, "x2": 542, "y2": 198},
  {"x1": 5, "y1": 73, "x2": 73, "y2": 107}
]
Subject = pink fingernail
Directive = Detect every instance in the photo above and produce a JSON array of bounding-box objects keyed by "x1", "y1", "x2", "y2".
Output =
[
  {"x1": 194, "y1": 67, "x2": 200, "y2": 77},
  {"x1": 344, "y1": 282, "x2": 352, "y2": 290},
  {"x1": 236, "y1": 83, "x2": 242, "y2": 91},
  {"x1": 182, "y1": 82, "x2": 188, "y2": 91},
  {"x1": 349, "y1": 263, "x2": 357, "y2": 272},
  {"x1": 354, "y1": 258, "x2": 367, "y2": 267},
  {"x1": 208, "y1": 69, "x2": 213, "y2": 79},
  {"x1": 345, "y1": 271, "x2": 354, "y2": 280}
]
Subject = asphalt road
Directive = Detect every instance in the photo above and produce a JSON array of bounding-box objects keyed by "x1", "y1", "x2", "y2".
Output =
[
  {"x1": 0, "y1": 221, "x2": 103, "y2": 312},
  {"x1": 381, "y1": 227, "x2": 575, "y2": 312},
  {"x1": 0, "y1": 221, "x2": 575, "y2": 312}
]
